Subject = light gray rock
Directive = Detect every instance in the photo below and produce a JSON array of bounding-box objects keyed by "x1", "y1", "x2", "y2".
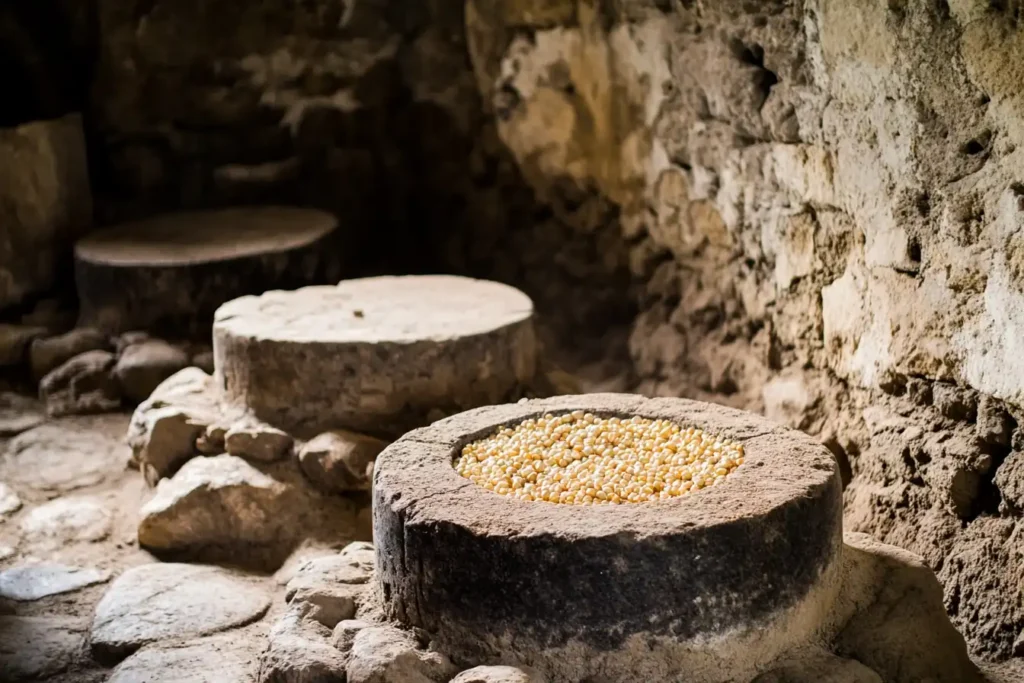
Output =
[
  {"x1": 20, "y1": 496, "x2": 112, "y2": 546},
  {"x1": 346, "y1": 626, "x2": 457, "y2": 683},
  {"x1": 0, "y1": 562, "x2": 111, "y2": 601},
  {"x1": 331, "y1": 619, "x2": 369, "y2": 653},
  {"x1": 225, "y1": 419, "x2": 294, "y2": 462},
  {"x1": 0, "y1": 481, "x2": 21, "y2": 517},
  {"x1": 284, "y1": 542, "x2": 374, "y2": 628},
  {"x1": 114, "y1": 338, "x2": 191, "y2": 404},
  {"x1": 39, "y1": 349, "x2": 121, "y2": 416},
  {"x1": 29, "y1": 327, "x2": 109, "y2": 382},
  {"x1": 137, "y1": 454, "x2": 289, "y2": 557},
  {"x1": 107, "y1": 634, "x2": 257, "y2": 683},
  {"x1": 0, "y1": 324, "x2": 47, "y2": 366},
  {"x1": 2, "y1": 422, "x2": 129, "y2": 494},
  {"x1": 450, "y1": 666, "x2": 545, "y2": 683},
  {"x1": 126, "y1": 367, "x2": 222, "y2": 483},
  {"x1": 90, "y1": 563, "x2": 271, "y2": 663},
  {"x1": 257, "y1": 605, "x2": 346, "y2": 683},
  {"x1": 298, "y1": 430, "x2": 386, "y2": 493},
  {"x1": 0, "y1": 616, "x2": 88, "y2": 681}
]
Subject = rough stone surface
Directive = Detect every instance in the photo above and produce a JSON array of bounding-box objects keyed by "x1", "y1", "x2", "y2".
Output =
[
  {"x1": 108, "y1": 635, "x2": 257, "y2": 683},
  {"x1": 298, "y1": 430, "x2": 387, "y2": 493},
  {"x1": 257, "y1": 605, "x2": 347, "y2": 683},
  {"x1": 127, "y1": 367, "x2": 221, "y2": 483},
  {"x1": 74, "y1": 207, "x2": 340, "y2": 338},
  {"x1": 2, "y1": 421, "x2": 130, "y2": 495},
  {"x1": 374, "y1": 394, "x2": 842, "y2": 679},
  {"x1": 284, "y1": 542, "x2": 374, "y2": 628},
  {"x1": 39, "y1": 349, "x2": 121, "y2": 417},
  {"x1": 0, "y1": 562, "x2": 111, "y2": 601},
  {"x1": 346, "y1": 625, "x2": 457, "y2": 683},
  {"x1": 751, "y1": 648, "x2": 881, "y2": 683},
  {"x1": 0, "y1": 616, "x2": 88, "y2": 681},
  {"x1": 213, "y1": 276, "x2": 537, "y2": 438},
  {"x1": 450, "y1": 666, "x2": 545, "y2": 683},
  {"x1": 331, "y1": 619, "x2": 369, "y2": 654},
  {"x1": 0, "y1": 481, "x2": 21, "y2": 517},
  {"x1": 0, "y1": 114, "x2": 92, "y2": 312},
  {"x1": 114, "y1": 338, "x2": 191, "y2": 404},
  {"x1": 29, "y1": 327, "x2": 109, "y2": 382},
  {"x1": 90, "y1": 563, "x2": 271, "y2": 663},
  {"x1": 137, "y1": 454, "x2": 290, "y2": 560},
  {"x1": 225, "y1": 419, "x2": 294, "y2": 463},
  {"x1": 19, "y1": 496, "x2": 112, "y2": 546}
]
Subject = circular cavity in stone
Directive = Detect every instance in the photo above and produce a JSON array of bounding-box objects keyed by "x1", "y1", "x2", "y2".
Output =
[
  {"x1": 74, "y1": 207, "x2": 339, "y2": 337},
  {"x1": 456, "y1": 413, "x2": 744, "y2": 504},
  {"x1": 373, "y1": 394, "x2": 844, "y2": 683},
  {"x1": 213, "y1": 275, "x2": 537, "y2": 438}
]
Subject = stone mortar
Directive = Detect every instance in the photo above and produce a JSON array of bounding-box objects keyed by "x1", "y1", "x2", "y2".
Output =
[{"x1": 373, "y1": 394, "x2": 844, "y2": 683}]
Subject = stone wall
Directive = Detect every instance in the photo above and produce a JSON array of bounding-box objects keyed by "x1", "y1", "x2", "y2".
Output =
[{"x1": 64, "y1": 0, "x2": 1024, "y2": 664}]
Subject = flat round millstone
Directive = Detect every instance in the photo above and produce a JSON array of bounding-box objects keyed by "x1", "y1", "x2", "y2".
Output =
[
  {"x1": 73, "y1": 207, "x2": 340, "y2": 337},
  {"x1": 372, "y1": 394, "x2": 844, "y2": 683},
  {"x1": 213, "y1": 276, "x2": 537, "y2": 438}
]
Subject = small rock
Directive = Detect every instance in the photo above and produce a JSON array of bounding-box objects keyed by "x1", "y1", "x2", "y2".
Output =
[
  {"x1": 0, "y1": 616, "x2": 88, "y2": 680},
  {"x1": 108, "y1": 634, "x2": 257, "y2": 683},
  {"x1": 0, "y1": 482, "x2": 21, "y2": 517},
  {"x1": 346, "y1": 626, "x2": 457, "y2": 683},
  {"x1": 258, "y1": 605, "x2": 347, "y2": 683},
  {"x1": 932, "y1": 383, "x2": 978, "y2": 422},
  {"x1": 39, "y1": 349, "x2": 121, "y2": 416},
  {"x1": 450, "y1": 666, "x2": 546, "y2": 683},
  {"x1": 20, "y1": 496, "x2": 112, "y2": 546},
  {"x1": 332, "y1": 619, "x2": 369, "y2": 653},
  {"x1": 192, "y1": 349, "x2": 215, "y2": 374},
  {"x1": 196, "y1": 422, "x2": 228, "y2": 455},
  {"x1": 126, "y1": 367, "x2": 221, "y2": 482},
  {"x1": 115, "y1": 338, "x2": 191, "y2": 404},
  {"x1": 0, "y1": 562, "x2": 111, "y2": 601},
  {"x1": 29, "y1": 327, "x2": 109, "y2": 381},
  {"x1": 298, "y1": 430, "x2": 387, "y2": 493},
  {"x1": 977, "y1": 395, "x2": 1014, "y2": 446},
  {"x1": 226, "y1": 419, "x2": 294, "y2": 462},
  {"x1": 90, "y1": 563, "x2": 271, "y2": 663},
  {"x1": 2, "y1": 422, "x2": 129, "y2": 494},
  {"x1": 995, "y1": 453, "x2": 1024, "y2": 511},
  {"x1": 285, "y1": 542, "x2": 374, "y2": 628},
  {"x1": 138, "y1": 454, "x2": 289, "y2": 557},
  {"x1": 0, "y1": 323, "x2": 48, "y2": 366},
  {"x1": 114, "y1": 331, "x2": 151, "y2": 355}
]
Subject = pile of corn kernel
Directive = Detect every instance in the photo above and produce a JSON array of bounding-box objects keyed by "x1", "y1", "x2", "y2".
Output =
[{"x1": 454, "y1": 411, "x2": 745, "y2": 504}]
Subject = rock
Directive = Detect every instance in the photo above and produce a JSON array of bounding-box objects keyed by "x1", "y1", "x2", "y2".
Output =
[
  {"x1": 346, "y1": 625, "x2": 457, "y2": 683},
  {"x1": 331, "y1": 619, "x2": 369, "y2": 653},
  {"x1": 0, "y1": 323, "x2": 47, "y2": 366},
  {"x1": 114, "y1": 331, "x2": 152, "y2": 354},
  {"x1": 0, "y1": 114, "x2": 92, "y2": 312},
  {"x1": 450, "y1": 666, "x2": 545, "y2": 683},
  {"x1": 257, "y1": 605, "x2": 347, "y2": 683},
  {"x1": 0, "y1": 562, "x2": 111, "y2": 601},
  {"x1": 0, "y1": 393, "x2": 45, "y2": 437},
  {"x1": 74, "y1": 207, "x2": 339, "y2": 337},
  {"x1": 90, "y1": 563, "x2": 271, "y2": 663},
  {"x1": 213, "y1": 276, "x2": 536, "y2": 438},
  {"x1": 983, "y1": 660, "x2": 1024, "y2": 683},
  {"x1": 114, "y1": 338, "x2": 191, "y2": 403},
  {"x1": 834, "y1": 532, "x2": 982, "y2": 683},
  {"x1": 29, "y1": 327, "x2": 109, "y2": 382},
  {"x1": 751, "y1": 647, "x2": 881, "y2": 683},
  {"x1": 932, "y1": 383, "x2": 978, "y2": 423},
  {"x1": 976, "y1": 395, "x2": 1014, "y2": 446},
  {"x1": 284, "y1": 542, "x2": 374, "y2": 628},
  {"x1": 298, "y1": 430, "x2": 386, "y2": 493},
  {"x1": 20, "y1": 496, "x2": 112, "y2": 546},
  {"x1": 137, "y1": 454, "x2": 289, "y2": 559},
  {"x1": 2, "y1": 421, "x2": 129, "y2": 494},
  {"x1": 108, "y1": 634, "x2": 257, "y2": 683},
  {"x1": 39, "y1": 349, "x2": 121, "y2": 416},
  {"x1": 0, "y1": 482, "x2": 21, "y2": 517},
  {"x1": 197, "y1": 422, "x2": 228, "y2": 455},
  {"x1": 995, "y1": 453, "x2": 1024, "y2": 511},
  {"x1": 0, "y1": 616, "x2": 88, "y2": 681},
  {"x1": 126, "y1": 367, "x2": 221, "y2": 482},
  {"x1": 225, "y1": 419, "x2": 294, "y2": 462}
]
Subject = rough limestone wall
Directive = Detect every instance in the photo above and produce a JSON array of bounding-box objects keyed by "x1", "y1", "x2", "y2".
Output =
[{"x1": 462, "y1": 0, "x2": 1024, "y2": 663}]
